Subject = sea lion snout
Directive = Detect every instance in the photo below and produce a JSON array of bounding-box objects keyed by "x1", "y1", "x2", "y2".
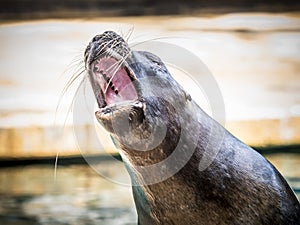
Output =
[
  {"x1": 84, "y1": 31, "x2": 131, "y2": 67},
  {"x1": 95, "y1": 100, "x2": 145, "y2": 135}
]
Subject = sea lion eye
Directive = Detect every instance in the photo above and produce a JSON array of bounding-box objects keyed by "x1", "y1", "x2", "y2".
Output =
[
  {"x1": 144, "y1": 52, "x2": 163, "y2": 66},
  {"x1": 153, "y1": 61, "x2": 162, "y2": 67}
]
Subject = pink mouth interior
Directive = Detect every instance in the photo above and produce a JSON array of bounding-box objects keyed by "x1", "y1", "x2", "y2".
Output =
[{"x1": 94, "y1": 57, "x2": 138, "y2": 106}]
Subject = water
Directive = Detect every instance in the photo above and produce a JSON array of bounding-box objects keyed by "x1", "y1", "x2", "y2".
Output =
[
  {"x1": 0, "y1": 162, "x2": 137, "y2": 225},
  {"x1": 0, "y1": 153, "x2": 299, "y2": 225}
]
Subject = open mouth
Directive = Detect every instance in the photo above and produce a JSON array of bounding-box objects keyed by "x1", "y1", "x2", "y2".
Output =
[{"x1": 91, "y1": 57, "x2": 138, "y2": 108}]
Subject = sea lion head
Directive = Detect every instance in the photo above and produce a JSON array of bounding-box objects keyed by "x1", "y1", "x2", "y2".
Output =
[{"x1": 84, "y1": 31, "x2": 191, "y2": 163}]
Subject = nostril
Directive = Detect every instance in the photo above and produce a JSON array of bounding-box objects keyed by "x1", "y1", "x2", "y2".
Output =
[{"x1": 129, "y1": 111, "x2": 135, "y2": 123}]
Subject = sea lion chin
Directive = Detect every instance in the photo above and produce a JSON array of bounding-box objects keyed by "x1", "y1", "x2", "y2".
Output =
[{"x1": 84, "y1": 31, "x2": 300, "y2": 225}]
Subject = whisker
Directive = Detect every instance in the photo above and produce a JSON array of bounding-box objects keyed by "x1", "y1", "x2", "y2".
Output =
[
  {"x1": 70, "y1": 55, "x2": 83, "y2": 65},
  {"x1": 62, "y1": 74, "x2": 88, "y2": 129},
  {"x1": 54, "y1": 152, "x2": 59, "y2": 182},
  {"x1": 65, "y1": 66, "x2": 85, "y2": 86},
  {"x1": 53, "y1": 49, "x2": 86, "y2": 177},
  {"x1": 55, "y1": 60, "x2": 85, "y2": 122},
  {"x1": 103, "y1": 50, "x2": 131, "y2": 94},
  {"x1": 125, "y1": 26, "x2": 135, "y2": 43},
  {"x1": 55, "y1": 53, "x2": 86, "y2": 127},
  {"x1": 67, "y1": 65, "x2": 86, "y2": 87},
  {"x1": 92, "y1": 40, "x2": 122, "y2": 73},
  {"x1": 105, "y1": 43, "x2": 124, "y2": 71},
  {"x1": 98, "y1": 41, "x2": 128, "y2": 93},
  {"x1": 98, "y1": 39, "x2": 123, "y2": 71},
  {"x1": 129, "y1": 36, "x2": 182, "y2": 49},
  {"x1": 61, "y1": 46, "x2": 85, "y2": 75},
  {"x1": 93, "y1": 38, "x2": 117, "y2": 61},
  {"x1": 120, "y1": 29, "x2": 124, "y2": 40},
  {"x1": 56, "y1": 68, "x2": 86, "y2": 118},
  {"x1": 82, "y1": 78, "x2": 93, "y2": 116}
]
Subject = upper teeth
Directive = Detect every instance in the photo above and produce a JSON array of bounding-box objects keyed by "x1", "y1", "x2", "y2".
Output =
[{"x1": 100, "y1": 70, "x2": 119, "y2": 95}]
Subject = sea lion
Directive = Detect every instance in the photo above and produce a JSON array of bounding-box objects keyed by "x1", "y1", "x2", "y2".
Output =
[{"x1": 84, "y1": 31, "x2": 300, "y2": 225}]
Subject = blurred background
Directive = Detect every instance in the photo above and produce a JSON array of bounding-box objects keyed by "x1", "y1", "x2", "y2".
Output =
[{"x1": 0, "y1": 1, "x2": 300, "y2": 224}]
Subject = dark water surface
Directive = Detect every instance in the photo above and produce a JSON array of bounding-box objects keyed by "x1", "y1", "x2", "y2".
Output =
[
  {"x1": 0, "y1": 153, "x2": 299, "y2": 225},
  {"x1": 0, "y1": 162, "x2": 137, "y2": 225}
]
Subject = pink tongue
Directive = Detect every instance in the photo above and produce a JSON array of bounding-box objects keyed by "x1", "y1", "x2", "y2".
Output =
[
  {"x1": 94, "y1": 58, "x2": 138, "y2": 106},
  {"x1": 105, "y1": 68, "x2": 138, "y2": 106}
]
